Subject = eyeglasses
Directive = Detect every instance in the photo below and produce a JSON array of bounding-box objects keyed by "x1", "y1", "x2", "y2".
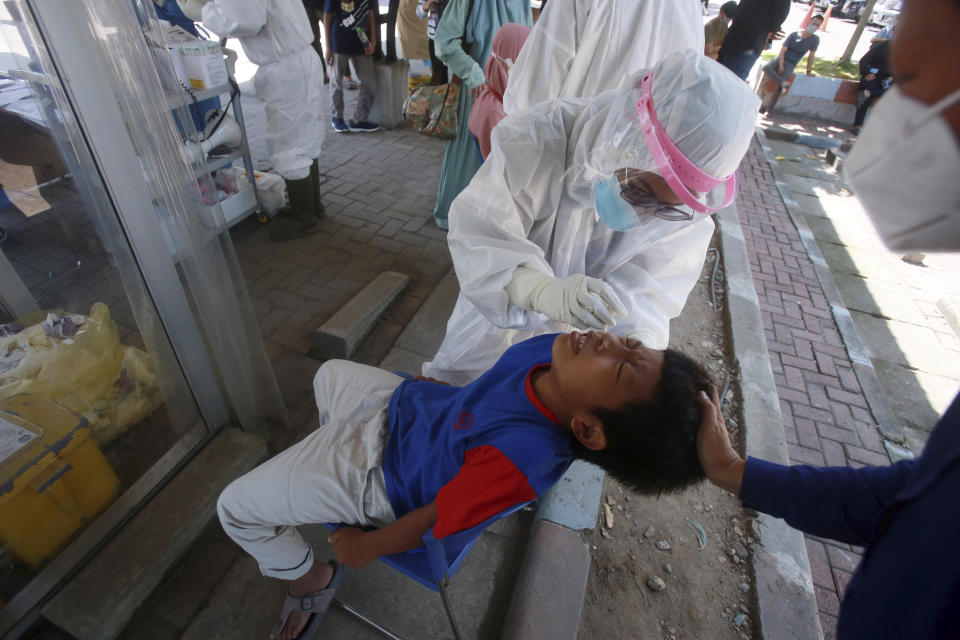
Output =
[{"x1": 617, "y1": 173, "x2": 693, "y2": 222}]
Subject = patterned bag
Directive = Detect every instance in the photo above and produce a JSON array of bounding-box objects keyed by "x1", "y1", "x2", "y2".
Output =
[{"x1": 403, "y1": 81, "x2": 461, "y2": 140}]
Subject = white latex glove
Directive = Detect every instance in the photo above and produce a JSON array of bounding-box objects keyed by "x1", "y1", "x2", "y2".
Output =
[{"x1": 505, "y1": 266, "x2": 627, "y2": 330}]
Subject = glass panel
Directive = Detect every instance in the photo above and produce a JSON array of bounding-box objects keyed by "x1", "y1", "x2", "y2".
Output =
[{"x1": 0, "y1": 0, "x2": 204, "y2": 608}]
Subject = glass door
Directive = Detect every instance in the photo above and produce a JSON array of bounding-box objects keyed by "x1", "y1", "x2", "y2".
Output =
[{"x1": 0, "y1": 0, "x2": 283, "y2": 634}]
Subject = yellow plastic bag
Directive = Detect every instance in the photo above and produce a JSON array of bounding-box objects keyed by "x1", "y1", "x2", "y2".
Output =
[{"x1": 0, "y1": 303, "x2": 162, "y2": 445}]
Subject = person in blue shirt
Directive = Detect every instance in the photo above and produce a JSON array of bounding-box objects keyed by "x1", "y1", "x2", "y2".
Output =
[
  {"x1": 218, "y1": 330, "x2": 711, "y2": 639},
  {"x1": 696, "y1": 2, "x2": 960, "y2": 636}
]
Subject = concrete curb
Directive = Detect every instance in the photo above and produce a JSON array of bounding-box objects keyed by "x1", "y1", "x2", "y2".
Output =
[
  {"x1": 716, "y1": 205, "x2": 824, "y2": 640},
  {"x1": 500, "y1": 520, "x2": 590, "y2": 640},
  {"x1": 754, "y1": 127, "x2": 905, "y2": 445}
]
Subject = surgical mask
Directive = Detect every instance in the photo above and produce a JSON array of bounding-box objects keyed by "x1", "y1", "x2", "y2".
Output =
[
  {"x1": 843, "y1": 87, "x2": 960, "y2": 251},
  {"x1": 805, "y1": 24, "x2": 819, "y2": 34},
  {"x1": 594, "y1": 177, "x2": 644, "y2": 231}
]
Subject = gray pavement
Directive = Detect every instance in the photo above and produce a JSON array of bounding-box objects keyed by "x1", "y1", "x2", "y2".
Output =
[{"x1": 763, "y1": 133, "x2": 960, "y2": 454}]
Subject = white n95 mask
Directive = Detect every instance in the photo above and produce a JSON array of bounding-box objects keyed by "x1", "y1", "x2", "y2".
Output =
[{"x1": 843, "y1": 87, "x2": 960, "y2": 252}]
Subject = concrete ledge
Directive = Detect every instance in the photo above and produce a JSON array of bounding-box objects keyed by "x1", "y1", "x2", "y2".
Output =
[
  {"x1": 754, "y1": 127, "x2": 904, "y2": 445},
  {"x1": 535, "y1": 459, "x2": 603, "y2": 532},
  {"x1": 716, "y1": 204, "x2": 824, "y2": 640},
  {"x1": 755, "y1": 70, "x2": 858, "y2": 124},
  {"x1": 500, "y1": 520, "x2": 590, "y2": 640},
  {"x1": 311, "y1": 270, "x2": 410, "y2": 360},
  {"x1": 43, "y1": 427, "x2": 267, "y2": 639}
]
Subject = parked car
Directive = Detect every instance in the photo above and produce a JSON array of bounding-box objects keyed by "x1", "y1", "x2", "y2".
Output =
[
  {"x1": 870, "y1": 0, "x2": 901, "y2": 26},
  {"x1": 838, "y1": 0, "x2": 867, "y2": 19}
]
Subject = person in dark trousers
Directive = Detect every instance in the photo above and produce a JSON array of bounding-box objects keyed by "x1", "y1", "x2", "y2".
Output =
[
  {"x1": 717, "y1": 0, "x2": 791, "y2": 81},
  {"x1": 302, "y1": 0, "x2": 329, "y2": 82},
  {"x1": 854, "y1": 39, "x2": 892, "y2": 133},
  {"x1": 697, "y1": 4, "x2": 960, "y2": 636}
]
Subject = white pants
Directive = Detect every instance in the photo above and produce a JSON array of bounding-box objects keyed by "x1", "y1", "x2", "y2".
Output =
[{"x1": 217, "y1": 360, "x2": 402, "y2": 580}]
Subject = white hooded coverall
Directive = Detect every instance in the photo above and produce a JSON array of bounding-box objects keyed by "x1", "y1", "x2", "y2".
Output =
[
  {"x1": 201, "y1": 0, "x2": 326, "y2": 180},
  {"x1": 503, "y1": 0, "x2": 706, "y2": 114},
  {"x1": 423, "y1": 51, "x2": 760, "y2": 386}
]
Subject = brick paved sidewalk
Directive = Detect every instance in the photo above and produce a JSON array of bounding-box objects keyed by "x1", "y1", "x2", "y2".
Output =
[
  {"x1": 229, "y1": 117, "x2": 453, "y2": 441},
  {"x1": 735, "y1": 139, "x2": 892, "y2": 639}
]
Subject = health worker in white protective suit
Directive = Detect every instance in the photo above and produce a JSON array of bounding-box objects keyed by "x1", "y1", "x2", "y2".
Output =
[
  {"x1": 503, "y1": 0, "x2": 705, "y2": 114},
  {"x1": 178, "y1": 0, "x2": 327, "y2": 242},
  {"x1": 422, "y1": 50, "x2": 760, "y2": 386}
]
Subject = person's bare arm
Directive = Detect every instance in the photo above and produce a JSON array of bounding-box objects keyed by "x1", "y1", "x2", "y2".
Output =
[
  {"x1": 323, "y1": 13, "x2": 334, "y2": 65},
  {"x1": 696, "y1": 386, "x2": 746, "y2": 494},
  {"x1": 806, "y1": 49, "x2": 816, "y2": 75},
  {"x1": 777, "y1": 44, "x2": 787, "y2": 74},
  {"x1": 366, "y1": 10, "x2": 377, "y2": 54},
  {"x1": 328, "y1": 501, "x2": 439, "y2": 568}
]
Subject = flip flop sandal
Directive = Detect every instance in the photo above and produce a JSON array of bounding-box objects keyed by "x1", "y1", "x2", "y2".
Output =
[{"x1": 271, "y1": 560, "x2": 345, "y2": 640}]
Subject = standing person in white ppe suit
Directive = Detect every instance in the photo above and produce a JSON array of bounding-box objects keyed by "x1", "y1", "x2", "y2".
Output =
[
  {"x1": 503, "y1": 0, "x2": 705, "y2": 115},
  {"x1": 423, "y1": 50, "x2": 760, "y2": 386},
  {"x1": 178, "y1": 0, "x2": 327, "y2": 242}
]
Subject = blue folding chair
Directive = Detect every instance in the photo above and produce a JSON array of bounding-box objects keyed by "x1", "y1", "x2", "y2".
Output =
[{"x1": 325, "y1": 499, "x2": 534, "y2": 640}]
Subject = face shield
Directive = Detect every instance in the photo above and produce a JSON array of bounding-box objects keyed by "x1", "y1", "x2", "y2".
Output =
[{"x1": 577, "y1": 50, "x2": 760, "y2": 231}]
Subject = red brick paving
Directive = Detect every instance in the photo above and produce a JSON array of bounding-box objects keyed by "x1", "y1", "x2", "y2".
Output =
[{"x1": 736, "y1": 139, "x2": 891, "y2": 635}]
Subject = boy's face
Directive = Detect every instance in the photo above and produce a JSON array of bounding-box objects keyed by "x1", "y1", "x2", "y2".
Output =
[{"x1": 551, "y1": 331, "x2": 665, "y2": 412}]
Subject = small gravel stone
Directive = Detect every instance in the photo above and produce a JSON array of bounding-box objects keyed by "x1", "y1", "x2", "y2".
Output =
[
  {"x1": 734, "y1": 526, "x2": 744, "y2": 537},
  {"x1": 739, "y1": 582, "x2": 750, "y2": 593},
  {"x1": 647, "y1": 576, "x2": 667, "y2": 591},
  {"x1": 644, "y1": 526, "x2": 656, "y2": 538},
  {"x1": 656, "y1": 540, "x2": 672, "y2": 551},
  {"x1": 734, "y1": 613, "x2": 747, "y2": 627},
  {"x1": 733, "y1": 541, "x2": 749, "y2": 559},
  {"x1": 664, "y1": 563, "x2": 673, "y2": 574}
]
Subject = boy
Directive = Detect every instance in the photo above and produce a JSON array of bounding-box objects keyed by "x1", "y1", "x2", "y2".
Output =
[
  {"x1": 323, "y1": 0, "x2": 379, "y2": 132},
  {"x1": 705, "y1": 2, "x2": 739, "y2": 60},
  {"x1": 218, "y1": 331, "x2": 711, "y2": 639}
]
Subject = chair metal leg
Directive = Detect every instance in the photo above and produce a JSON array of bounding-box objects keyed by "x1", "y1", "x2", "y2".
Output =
[
  {"x1": 332, "y1": 598, "x2": 406, "y2": 640},
  {"x1": 437, "y1": 577, "x2": 463, "y2": 640}
]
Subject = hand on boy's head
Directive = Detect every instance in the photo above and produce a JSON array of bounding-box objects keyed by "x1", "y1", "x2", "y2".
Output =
[
  {"x1": 696, "y1": 385, "x2": 745, "y2": 493},
  {"x1": 328, "y1": 527, "x2": 376, "y2": 569}
]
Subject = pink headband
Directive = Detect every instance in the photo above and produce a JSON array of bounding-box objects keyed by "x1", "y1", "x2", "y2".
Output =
[{"x1": 635, "y1": 72, "x2": 737, "y2": 214}]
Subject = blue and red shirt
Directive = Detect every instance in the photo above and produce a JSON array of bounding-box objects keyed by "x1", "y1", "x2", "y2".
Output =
[{"x1": 383, "y1": 334, "x2": 573, "y2": 537}]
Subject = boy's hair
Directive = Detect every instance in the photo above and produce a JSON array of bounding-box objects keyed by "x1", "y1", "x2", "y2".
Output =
[
  {"x1": 573, "y1": 349, "x2": 712, "y2": 495},
  {"x1": 720, "y1": 1, "x2": 738, "y2": 19}
]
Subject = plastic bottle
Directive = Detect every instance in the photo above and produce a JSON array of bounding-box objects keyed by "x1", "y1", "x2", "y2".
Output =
[{"x1": 354, "y1": 25, "x2": 370, "y2": 47}]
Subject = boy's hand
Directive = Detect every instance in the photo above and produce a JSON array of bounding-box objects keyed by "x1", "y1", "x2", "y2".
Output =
[
  {"x1": 364, "y1": 43, "x2": 375, "y2": 56},
  {"x1": 329, "y1": 527, "x2": 377, "y2": 569},
  {"x1": 696, "y1": 385, "x2": 746, "y2": 495}
]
